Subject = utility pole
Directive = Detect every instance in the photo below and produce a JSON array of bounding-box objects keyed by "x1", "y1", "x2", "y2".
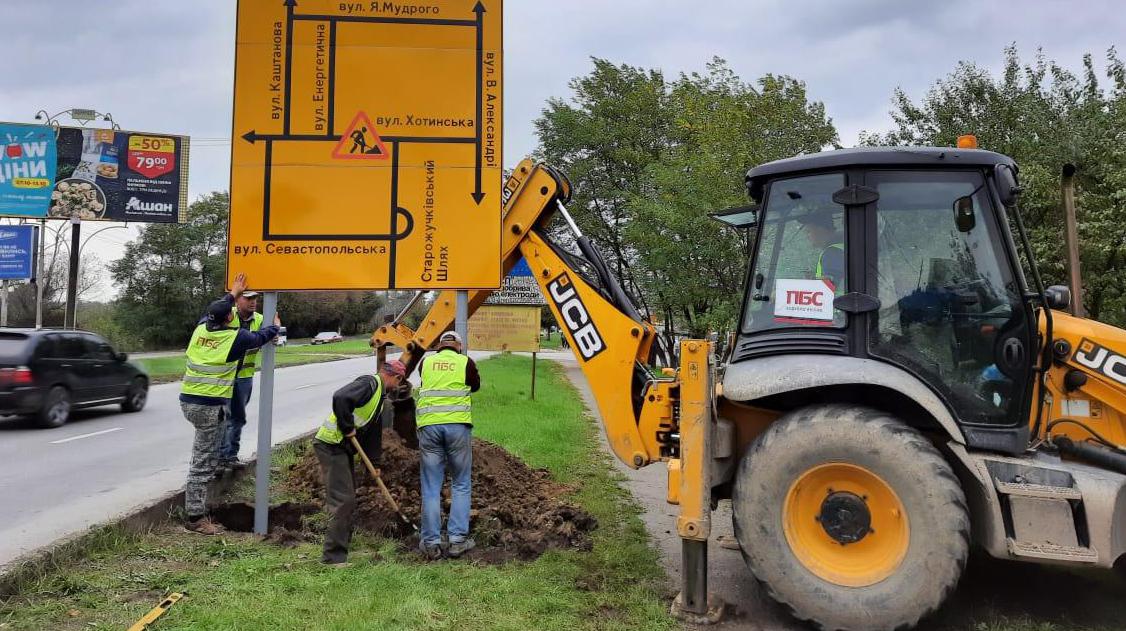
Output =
[{"x1": 1061, "y1": 164, "x2": 1084, "y2": 317}]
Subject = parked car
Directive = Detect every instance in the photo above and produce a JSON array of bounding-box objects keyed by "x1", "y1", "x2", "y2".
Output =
[
  {"x1": 0, "y1": 329, "x2": 149, "y2": 428},
  {"x1": 310, "y1": 331, "x2": 343, "y2": 345},
  {"x1": 275, "y1": 326, "x2": 288, "y2": 347}
]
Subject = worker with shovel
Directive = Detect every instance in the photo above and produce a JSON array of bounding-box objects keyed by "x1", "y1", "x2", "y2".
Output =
[{"x1": 313, "y1": 359, "x2": 408, "y2": 566}]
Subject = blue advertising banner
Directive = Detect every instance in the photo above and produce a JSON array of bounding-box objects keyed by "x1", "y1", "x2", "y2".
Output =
[
  {"x1": 0, "y1": 124, "x2": 57, "y2": 217},
  {"x1": 485, "y1": 257, "x2": 545, "y2": 306},
  {"x1": 0, "y1": 225, "x2": 37, "y2": 280}
]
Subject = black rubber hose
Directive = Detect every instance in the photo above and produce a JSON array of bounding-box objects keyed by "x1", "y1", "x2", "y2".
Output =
[{"x1": 1054, "y1": 436, "x2": 1126, "y2": 475}]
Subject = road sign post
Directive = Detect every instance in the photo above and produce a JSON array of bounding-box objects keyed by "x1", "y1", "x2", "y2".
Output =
[{"x1": 254, "y1": 292, "x2": 279, "y2": 535}]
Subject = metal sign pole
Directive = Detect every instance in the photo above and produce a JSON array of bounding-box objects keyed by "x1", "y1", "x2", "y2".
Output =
[
  {"x1": 455, "y1": 290, "x2": 469, "y2": 351},
  {"x1": 64, "y1": 218, "x2": 80, "y2": 329},
  {"x1": 35, "y1": 220, "x2": 44, "y2": 330},
  {"x1": 253, "y1": 292, "x2": 279, "y2": 535},
  {"x1": 1, "y1": 280, "x2": 8, "y2": 327},
  {"x1": 531, "y1": 351, "x2": 536, "y2": 400}
]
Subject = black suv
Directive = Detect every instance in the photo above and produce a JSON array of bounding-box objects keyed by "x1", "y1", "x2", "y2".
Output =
[{"x1": 0, "y1": 329, "x2": 149, "y2": 428}]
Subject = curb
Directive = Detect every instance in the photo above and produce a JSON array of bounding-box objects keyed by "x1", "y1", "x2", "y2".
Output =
[{"x1": 0, "y1": 431, "x2": 315, "y2": 597}]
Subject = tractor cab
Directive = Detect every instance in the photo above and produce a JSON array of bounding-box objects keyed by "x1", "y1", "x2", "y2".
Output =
[{"x1": 726, "y1": 146, "x2": 1038, "y2": 454}]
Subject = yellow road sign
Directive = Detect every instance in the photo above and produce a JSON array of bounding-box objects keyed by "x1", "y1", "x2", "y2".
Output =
[
  {"x1": 228, "y1": 0, "x2": 503, "y2": 290},
  {"x1": 469, "y1": 305, "x2": 540, "y2": 353}
]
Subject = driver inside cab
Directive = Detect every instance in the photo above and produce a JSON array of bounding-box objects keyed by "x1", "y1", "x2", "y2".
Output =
[{"x1": 797, "y1": 212, "x2": 844, "y2": 291}]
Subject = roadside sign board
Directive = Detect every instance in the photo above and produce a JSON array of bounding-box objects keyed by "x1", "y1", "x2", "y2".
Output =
[
  {"x1": 228, "y1": 0, "x2": 504, "y2": 291},
  {"x1": 0, "y1": 123, "x2": 56, "y2": 218},
  {"x1": 484, "y1": 257, "x2": 545, "y2": 306},
  {"x1": 0, "y1": 225, "x2": 38, "y2": 280},
  {"x1": 47, "y1": 126, "x2": 190, "y2": 223},
  {"x1": 469, "y1": 304, "x2": 539, "y2": 352}
]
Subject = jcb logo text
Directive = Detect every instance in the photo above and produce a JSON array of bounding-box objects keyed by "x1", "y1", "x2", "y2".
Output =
[
  {"x1": 1073, "y1": 338, "x2": 1126, "y2": 385},
  {"x1": 547, "y1": 273, "x2": 606, "y2": 361}
]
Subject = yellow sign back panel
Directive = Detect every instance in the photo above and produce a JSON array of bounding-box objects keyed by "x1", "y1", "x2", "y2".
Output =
[
  {"x1": 229, "y1": 0, "x2": 503, "y2": 290},
  {"x1": 469, "y1": 305, "x2": 540, "y2": 353}
]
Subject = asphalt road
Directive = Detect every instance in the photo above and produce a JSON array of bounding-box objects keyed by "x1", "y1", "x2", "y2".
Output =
[{"x1": 0, "y1": 352, "x2": 487, "y2": 571}]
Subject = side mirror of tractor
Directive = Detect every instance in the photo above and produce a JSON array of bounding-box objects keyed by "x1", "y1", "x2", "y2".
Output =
[
  {"x1": 994, "y1": 164, "x2": 1022, "y2": 208},
  {"x1": 1044, "y1": 285, "x2": 1072, "y2": 311}
]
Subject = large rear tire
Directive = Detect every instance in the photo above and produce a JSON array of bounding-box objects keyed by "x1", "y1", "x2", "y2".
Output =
[{"x1": 732, "y1": 404, "x2": 969, "y2": 631}]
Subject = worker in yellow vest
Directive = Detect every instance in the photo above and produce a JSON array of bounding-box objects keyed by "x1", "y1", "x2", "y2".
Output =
[
  {"x1": 219, "y1": 289, "x2": 265, "y2": 471},
  {"x1": 797, "y1": 212, "x2": 845, "y2": 292},
  {"x1": 416, "y1": 331, "x2": 481, "y2": 559},
  {"x1": 180, "y1": 273, "x2": 280, "y2": 535},
  {"x1": 313, "y1": 359, "x2": 408, "y2": 566}
]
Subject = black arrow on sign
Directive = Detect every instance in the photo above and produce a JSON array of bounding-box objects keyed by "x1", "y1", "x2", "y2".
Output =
[{"x1": 471, "y1": 1, "x2": 485, "y2": 205}]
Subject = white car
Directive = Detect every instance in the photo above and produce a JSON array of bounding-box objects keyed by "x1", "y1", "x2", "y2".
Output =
[{"x1": 311, "y1": 331, "x2": 343, "y2": 345}]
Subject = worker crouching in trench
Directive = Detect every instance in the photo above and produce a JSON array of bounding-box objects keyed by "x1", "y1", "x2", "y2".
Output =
[{"x1": 311, "y1": 359, "x2": 407, "y2": 566}]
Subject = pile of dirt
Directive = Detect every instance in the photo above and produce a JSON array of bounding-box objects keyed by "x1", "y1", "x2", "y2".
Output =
[{"x1": 276, "y1": 430, "x2": 597, "y2": 562}]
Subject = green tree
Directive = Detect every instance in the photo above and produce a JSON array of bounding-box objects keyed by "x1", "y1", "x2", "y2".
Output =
[
  {"x1": 863, "y1": 45, "x2": 1126, "y2": 325},
  {"x1": 110, "y1": 193, "x2": 230, "y2": 348},
  {"x1": 537, "y1": 58, "x2": 837, "y2": 343}
]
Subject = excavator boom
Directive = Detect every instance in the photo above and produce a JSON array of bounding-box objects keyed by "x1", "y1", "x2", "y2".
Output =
[{"x1": 371, "y1": 159, "x2": 674, "y2": 467}]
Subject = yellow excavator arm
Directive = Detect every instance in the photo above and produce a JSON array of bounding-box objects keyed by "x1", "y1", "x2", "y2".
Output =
[{"x1": 371, "y1": 159, "x2": 685, "y2": 468}]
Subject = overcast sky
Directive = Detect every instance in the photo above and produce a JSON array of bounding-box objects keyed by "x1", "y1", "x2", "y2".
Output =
[{"x1": 2, "y1": 0, "x2": 1124, "y2": 298}]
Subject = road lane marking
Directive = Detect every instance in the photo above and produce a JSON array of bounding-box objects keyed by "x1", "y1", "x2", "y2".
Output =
[
  {"x1": 294, "y1": 383, "x2": 321, "y2": 390},
  {"x1": 49, "y1": 427, "x2": 124, "y2": 444}
]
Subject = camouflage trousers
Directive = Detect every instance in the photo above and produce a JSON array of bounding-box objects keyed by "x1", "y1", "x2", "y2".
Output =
[{"x1": 182, "y1": 402, "x2": 228, "y2": 519}]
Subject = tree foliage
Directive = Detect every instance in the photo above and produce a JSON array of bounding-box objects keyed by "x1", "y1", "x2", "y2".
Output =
[
  {"x1": 863, "y1": 45, "x2": 1126, "y2": 326},
  {"x1": 536, "y1": 58, "x2": 837, "y2": 341},
  {"x1": 109, "y1": 193, "x2": 386, "y2": 349}
]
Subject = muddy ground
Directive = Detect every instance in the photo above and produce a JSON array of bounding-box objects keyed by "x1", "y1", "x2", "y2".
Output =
[{"x1": 213, "y1": 431, "x2": 597, "y2": 563}]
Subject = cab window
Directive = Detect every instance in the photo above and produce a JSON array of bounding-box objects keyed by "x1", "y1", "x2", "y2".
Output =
[
  {"x1": 744, "y1": 172, "x2": 846, "y2": 333},
  {"x1": 868, "y1": 170, "x2": 1028, "y2": 426}
]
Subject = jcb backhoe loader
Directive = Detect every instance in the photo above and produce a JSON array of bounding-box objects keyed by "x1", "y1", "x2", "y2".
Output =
[{"x1": 373, "y1": 146, "x2": 1126, "y2": 630}]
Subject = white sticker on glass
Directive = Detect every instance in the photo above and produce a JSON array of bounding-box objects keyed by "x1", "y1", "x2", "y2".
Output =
[{"x1": 773, "y1": 278, "x2": 836, "y2": 323}]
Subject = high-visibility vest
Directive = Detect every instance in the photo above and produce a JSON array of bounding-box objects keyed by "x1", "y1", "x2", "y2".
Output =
[
  {"x1": 816, "y1": 243, "x2": 845, "y2": 285},
  {"x1": 417, "y1": 350, "x2": 472, "y2": 427},
  {"x1": 181, "y1": 324, "x2": 239, "y2": 399},
  {"x1": 234, "y1": 310, "x2": 265, "y2": 379},
  {"x1": 315, "y1": 376, "x2": 385, "y2": 444}
]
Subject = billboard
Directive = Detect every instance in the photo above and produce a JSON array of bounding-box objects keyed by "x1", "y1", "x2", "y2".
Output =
[
  {"x1": 469, "y1": 305, "x2": 540, "y2": 353},
  {"x1": 227, "y1": 0, "x2": 504, "y2": 291},
  {"x1": 0, "y1": 124, "x2": 57, "y2": 217},
  {"x1": 48, "y1": 126, "x2": 190, "y2": 223},
  {"x1": 485, "y1": 257, "x2": 546, "y2": 306},
  {"x1": 0, "y1": 225, "x2": 38, "y2": 280}
]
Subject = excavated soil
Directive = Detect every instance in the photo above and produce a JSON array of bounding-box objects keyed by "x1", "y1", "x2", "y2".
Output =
[{"x1": 217, "y1": 430, "x2": 597, "y2": 563}]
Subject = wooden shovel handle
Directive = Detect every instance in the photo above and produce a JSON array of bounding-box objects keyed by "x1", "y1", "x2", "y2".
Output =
[{"x1": 349, "y1": 435, "x2": 403, "y2": 513}]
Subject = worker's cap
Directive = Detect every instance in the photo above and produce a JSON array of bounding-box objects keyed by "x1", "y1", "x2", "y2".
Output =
[
  {"x1": 796, "y1": 212, "x2": 835, "y2": 229},
  {"x1": 205, "y1": 300, "x2": 233, "y2": 324},
  {"x1": 439, "y1": 331, "x2": 463, "y2": 345},
  {"x1": 382, "y1": 359, "x2": 407, "y2": 379},
  {"x1": 240, "y1": 291, "x2": 260, "y2": 299}
]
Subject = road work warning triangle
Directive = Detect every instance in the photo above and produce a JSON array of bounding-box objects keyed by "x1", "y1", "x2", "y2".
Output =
[{"x1": 332, "y1": 111, "x2": 389, "y2": 160}]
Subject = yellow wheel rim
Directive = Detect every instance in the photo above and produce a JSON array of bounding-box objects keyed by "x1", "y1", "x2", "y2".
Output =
[{"x1": 782, "y1": 462, "x2": 909, "y2": 587}]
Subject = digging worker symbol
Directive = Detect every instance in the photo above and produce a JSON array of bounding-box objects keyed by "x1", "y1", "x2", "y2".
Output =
[
  {"x1": 180, "y1": 273, "x2": 280, "y2": 536},
  {"x1": 349, "y1": 126, "x2": 382, "y2": 155},
  {"x1": 416, "y1": 330, "x2": 481, "y2": 560},
  {"x1": 313, "y1": 358, "x2": 408, "y2": 566}
]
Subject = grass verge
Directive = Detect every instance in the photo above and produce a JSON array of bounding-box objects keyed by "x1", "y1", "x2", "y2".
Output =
[
  {"x1": 136, "y1": 337, "x2": 375, "y2": 383},
  {"x1": 0, "y1": 354, "x2": 675, "y2": 631}
]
